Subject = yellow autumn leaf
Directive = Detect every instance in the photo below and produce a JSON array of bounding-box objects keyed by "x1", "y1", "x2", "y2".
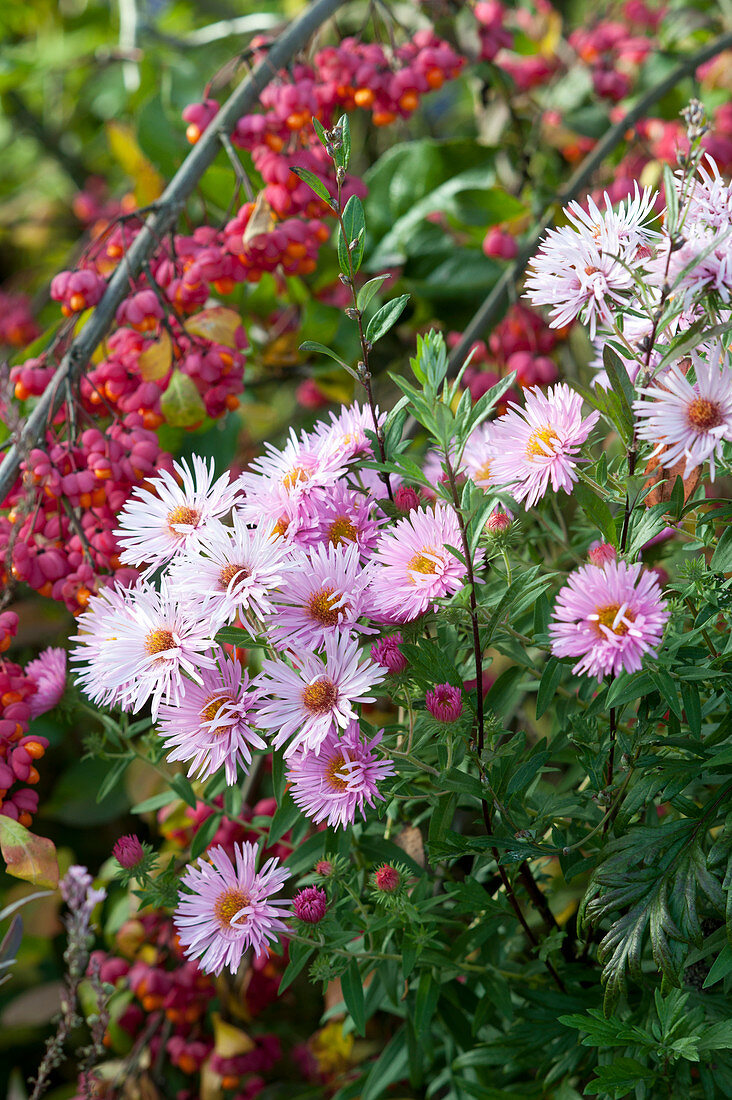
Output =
[
  {"x1": 316, "y1": 376, "x2": 355, "y2": 404},
  {"x1": 538, "y1": 9, "x2": 563, "y2": 57},
  {"x1": 138, "y1": 330, "x2": 173, "y2": 381},
  {"x1": 185, "y1": 308, "x2": 242, "y2": 348},
  {"x1": 0, "y1": 817, "x2": 59, "y2": 889},
  {"x1": 106, "y1": 122, "x2": 164, "y2": 206},
  {"x1": 243, "y1": 191, "x2": 277, "y2": 245},
  {"x1": 212, "y1": 1013, "x2": 256, "y2": 1057}
]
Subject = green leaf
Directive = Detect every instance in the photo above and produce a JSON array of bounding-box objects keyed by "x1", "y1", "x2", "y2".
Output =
[
  {"x1": 279, "y1": 939, "x2": 316, "y2": 992},
  {"x1": 703, "y1": 943, "x2": 732, "y2": 989},
  {"x1": 366, "y1": 294, "x2": 410, "y2": 345},
  {"x1": 584, "y1": 1057, "x2": 657, "y2": 1097},
  {"x1": 711, "y1": 526, "x2": 732, "y2": 573},
  {"x1": 357, "y1": 275, "x2": 388, "y2": 312},
  {"x1": 333, "y1": 113, "x2": 351, "y2": 170},
  {"x1": 160, "y1": 370, "x2": 206, "y2": 428},
  {"x1": 360, "y1": 1026, "x2": 409, "y2": 1100},
  {"x1": 312, "y1": 116, "x2": 329, "y2": 149},
  {"x1": 428, "y1": 793, "x2": 457, "y2": 848},
  {"x1": 97, "y1": 756, "x2": 132, "y2": 804},
  {"x1": 190, "y1": 812, "x2": 221, "y2": 859},
  {"x1": 131, "y1": 790, "x2": 180, "y2": 814},
  {"x1": 573, "y1": 481, "x2": 616, "y2": 545},
  {"x1": 338, "y1": 194, "x2": 365, "y2": 274},
  {"x1": 267, "y1": 791, "x2": 300, "y2": 845},
  {"x1": 601, "y1": 343, "x2": 635, "y2": 441},
  {"x1": 289, "y1": 165, "x2": 332, "y2": 204},
  {"x1": 536, "y1": 658, "x2": 563, "y2": 719},
  {"x1": 170, "y1": 773, "x2": 198, "y2": 809},
  {"x1": 414, "y1": 971, "x2": 439, "y2": 1039},
  {"x1": 341, "y1": 959, "x2": 366, "y2": 1036},
  {"x1": 299, "y1": 340, "x2": 348, "y2": 368}
]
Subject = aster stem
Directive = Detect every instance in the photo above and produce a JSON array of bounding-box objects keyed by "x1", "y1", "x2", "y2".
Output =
[{"x1": 606, "y1": 706, "x2": 617, "y2": 792}]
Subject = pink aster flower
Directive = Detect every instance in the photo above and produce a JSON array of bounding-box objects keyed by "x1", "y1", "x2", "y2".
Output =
[
  {"x1": 632, "y1": 346, "x2": 732, "y2": 479},
  {"x1": 71, "y1": 578, "x2": 220, "y2": 719},
  {"x1": 488, "y1": 384, "x2": 599, "y2": 508},
  {"x1": 549, "y1": 560, "x2": 669, "y2": 680},
  {"x1": 269, "y1": 542, "x2": 375, "y2": 652},
  {"x1": 464, "y1": 423, "x2": 496, "y2": 490},
  {"x1": 425, "y1": 683, "x2": 464, "y2": 723},
  {"x1": 287, "y1": 721, "x2": 395, "y2": 829},
  {"x1": 157, "y1": 653, "x2": 266, "y2": 785},
  {"x1": 237, "y1": 428, "x2": 347, "y2": 526},
  {"x1": 292, "y1": 483, "x2": 383, "y2": 560},
  {"x1": 171, "y1": 513, "x2": 294, "y2": 631},
  {"x1": 174, "y1": 841, "x2": 290, "y2": 975},
  {"x1": 312, "y1": 402, "x2": 383, "y2": 465},
  {"x1": 26, "y1": 647, "x2": 67, "y2": 718},
  {"x1": 116, "y1": 456, "x2": 240, "y2": 573},
  {"x1": 257, "y1": 632, "x2": 385, "y2": 757},
  {"x1": 293, "y1": 886, "x2": 328, "y2": 923},
  {"x1": 370, "y1": 503, "x2": 477, "y2": 622}
]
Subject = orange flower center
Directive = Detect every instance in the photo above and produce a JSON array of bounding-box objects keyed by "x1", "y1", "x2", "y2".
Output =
[
  {"x1": 215, "y1": 888, "x2": 251, "y2": 928},
  {"x1": 407, "y1": 549, "x2": 438, "y2": 576},
  {"x1": 325, "y1": 752, "x2": 347, "y2": 791},
  {"x1": 329, "y1": 516, "x2": 358, "y2": 546},
  {"x1": 303, "y1": 678, "x2": 338, "y2": 713},
  {"x1": 167, "y1": 505, "x2": 200, "y2": 531},
  {"x1": 145, "y1": 628, "x2": 175, "y2": 655},
  {"x1": 282, "y1": 466, "x2": 308, "y2": 490},
  {"x1": 200, "y1": 692, "x2": 234, "y2": 733},
  {"x1": 594, "y1": 604, "x2": 635, "y2": 637},
  {"x1": 687, "y1": 396, "x2": 723, "y2": 432},
  {"x1": 526, "y1": 426, "x2": 559, "y2": 459},
  {"x1": 219, "y1": 563, "x2": 250, "y2": 588},
  {"x1": 475, "y1": 460, "x2": 492, "y2": 483},
  {"x1": 309, "y1": 587, "x2": 345, "y2": 626},
  {"x1": 274, "y1": 517, "x2": 290, "y2": 538}
]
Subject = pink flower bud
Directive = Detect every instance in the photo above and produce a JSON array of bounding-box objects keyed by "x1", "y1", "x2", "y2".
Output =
[
  {"x1": 374, "y1": 864, "x2": 400, "y2": 892},
  {"x1": 425, "y1": 683, "x2": 463, "y2": 723},
  {"x1": 293, "y1": 886, "x2": 328, "y2": 923},
  {"x1": 113, "y1": 834, "x2": 145, "y2": 869}
]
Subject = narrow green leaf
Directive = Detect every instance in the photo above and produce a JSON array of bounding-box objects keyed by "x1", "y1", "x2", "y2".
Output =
[
  {"x1": 414, "y1": 971, "x2": 439, "y2": 1039},
  {"x1": 190, "y1": 812, "x2": 221, "y2": 859},
  {"x1": 602, "y1": 344, "x2": 635, "y2": 440},
  {"x1": 333, "y1": 113, "x2": 351, "y2": 170},
  {"x1": 361, "y1": 1026, "x2": 409, "y2": 1100},
  {"x1": 132, "y1": 790, "x2": 180, "y2": 814},
  {"x1": 338, "y1": 194, "x2": 365, "y2": 274},
  {"x1": 428, "y1": 793, "x2": 456, "y2": 848},
  {"x1": 279, "y1": 939, "x2": 316, "y2": 992},
  {"x1": 573, "y1": 481, "x2": 616, "y2": 545},
  {"x1": 312, "y1": 116, "x2": 329, "y2": 148},
  {"x1": 289, "y1": 165, "x2": 332, "y2": 204},
  {"x1": 341, "y1": 959, "x2": 366, "y2": 1036},
  {"x1": 268, "y1": 791, "x2": 300, "y2": 844},
  {"x1": 703, "y1": 943, "x2": 732, "y2": 989},
  {"x1": 97, "y1": 756, "x2": 132, "y2": 804},
  {"x1": 299, "y1": 340, "x2": 348, "y2": 367},
  {"x1": 171, "y1": 774, "x2": 198, "y2": 809},
  {"x1": 357, "y1": 275, "x2": 388, "y2": 312},
  {"x1": 366, "y1": 294, "x2": 410, "y2": 344},
  {"x1": 536, "y1": 658, "x2": 563, "y2": 719},
  {"x1": 711, "y1": 526, "x2": 732, "y2": 573}
]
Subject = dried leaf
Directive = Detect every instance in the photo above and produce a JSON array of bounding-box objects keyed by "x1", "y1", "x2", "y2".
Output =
[
  {"x1": 106, "y1": 122, "x2": 164, "y2": 206},
  {"x1": 213, "y1": 1012, "x2": 256, "y2": 1057},
  {"x1": 242, "y1": 192, "x2": 277, "y2": 245},
  {"x1": 185, "y1": 308, "x2": 242, "y2": 348},
  {"x1": 0, "y1": 818, "x2": 59, "y2": 889},
  {"x1": 395, "y1": 825, "x2": 426, "y2": 868},
  {"x1": 138, "y1": 330, "x2": 172, "y2": 381},
  {"x1": 643, "y1": 450, "x2": 701, "y2": 508}
]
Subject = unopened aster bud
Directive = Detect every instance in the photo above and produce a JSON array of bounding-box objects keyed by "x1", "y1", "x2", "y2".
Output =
[
  {"x1": 394, "y1": 485, "x2": 421, "y2": 513},
  {"x1": 485, "y1": 507, "x2": 513, "y2": 534},
  {"x1": 293, "y1": 885, "x2": 328, "y2": 923},
  {"x1": 113, "y1": 834, "x2": 145, "y2": 870},
  {"x1": 315, "y1": 859, "x2": 334, "y2": 877},
  {"x1": 425, "y1": 683, "x2": 463, "y2": 723},
  {"x1": 371, "y1": 633, "x2": 407, "y2": 674},
  {"x1": 374, "y1": 864, "x2": 400, "y2": 893},
  {"x1": 588, "y1": 540, "x2": 616, "y2": 567}
]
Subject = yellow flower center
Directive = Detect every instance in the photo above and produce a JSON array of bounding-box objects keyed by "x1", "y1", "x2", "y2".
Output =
[
  {"x1": 526, "y1": 426, "x2": 560, "y2": 459},
  {"x1": 167, "y1": 505, "x2": 200, "y2": 531},
  {"x1": 282, "y1": 466, "x2": 308, "y2": 490},
  {"x1": 594, "y1": 604, "x2": 635, "y2": 637},
  {"x1": 219, "y1": 563, "x2": 250, "y2": 588},
  {"x1": 308, "y1": 587, "x2": 345, "y2": 626},
  {"x1": 687, "y1": 396, "x2": 723, "y2": 431},
  {"x1": 407, "y1": 549, "x2": 438, "y2": 576},
  {"x1": 273, "y1": 517, "x2": 290, "y2": 538},
  {"x1": 200, "y1": 692, "x2": 234, "y2": 734},
  {"x1": 145, "y1": 628, "x2": 175, "y2": 656},
  {"x1": 215, "y1": 888, "x2": 251, "y2": 928},
  {"x1": 474, "y1": 460, "x2": 492, "y2": 483},
  {"x1": 303, "y1": 678, "x2": 338, "y2": 713},
  {"x1": 325, "y1": 752, "x2": 348, "y2": 791},
  {"x1": 329, "y1": 516, "x2": 358, "y2": 546}
]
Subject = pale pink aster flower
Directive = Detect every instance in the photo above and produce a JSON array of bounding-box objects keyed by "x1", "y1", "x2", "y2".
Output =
[
  {"x1": 171, "y1": 513, "x2": 294, "y2": 631},
  {"x1": 237, "y1": 429, "x2": 347, "y2": 525},
  {"x1": 257, "y1": 632, "x2": 385, "y2": 757},
  {"x1": 287, "y1": 721, "x2": 395, "y2": 830},
  {"x1": 564, "y1": 185, "x2": 659, "y2": 256},
  {"x1": 649, "y1": 226, "x2": 732, "y2": 306},
  {"x1": 633, "y1": 346, "x2": 732, "y2": 479},
  {"x1": 488, "y1": 384, "x2": 600, "y2": 508},
  {"x1": 312, "y1": 402, "x2": 383, "y2": 465},
  {"x1": 157, "y1": 653, "x2": 266, "y2": 785},
  {"x1": 174, "y1": 841, "x2": 290, "y2": 975},
  {"x1": 71, "y1": 578, "x2": 220, "y2": 719},
  {"x1": 370, "y1": 503, "x2": 477, "y2": 622},
  {"x1": 292, "y1": 483, "x2": 383, "y2": 560},
  {"x1": 26, "y1": 647, "x2": 67, "y2": 718},
  {"x1": 464, "y1": 423, "x2": 496, "y2": 490},
  {"x1": 269, "y1": 542, "x2": 375, "y2": 652},
  {"x1": 685, "y1": 156, "x2": 732, "y2": 227},
  {"x1": 549, "y1": 560, "x2": 669, "y2": 680},
  {"x1": 116, "y1": 456, "x2": 240, "y2": 573},
  {"x1": 425, "y1": 683, "x2": 464, "y2": 723}
]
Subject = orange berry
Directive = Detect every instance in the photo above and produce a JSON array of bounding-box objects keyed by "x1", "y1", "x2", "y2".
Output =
[
  {"x1": 141, "y1": 410, "x2": 164, "y2": 430},
  {"x1": 399, "y1": 91, "x2": 420, "y2": 112},
  {"x1": 354, "y1": 87, "x2": 375, "y2": 108},
  {"x1": 69, "y1": 293, "x2": 86, "y2": 312},
  {"x1": 264, "y1": 133, "x2": 284, "y2": 152},
  {"x1": 186, "y1": 123, "x2": 201, "y2": 144},
  {"x1": 24, "y1": 741, "x2": 46, "y2": 760},
  {"x1": 27, "y1": 767, "x2": 40, "y2": 785},
  {"x1": 61, "y1": 305, "x2": 73, "y2": 318},
  {"x1": 107, "y1": 243, "x2": 123, "y2": 260},
  {"x1": 225, "y1": 394, "x2": 240, "y2": 411},
  {"x1": 109, "y1": 554, "x2": 121, "y2": 570},
  {"x1": 426, "y1": 67, "x2": 444, "y2": 89},
  {"x1": 92, "y1": 487, "x2": 107, "y2": 506},
  {"x1": 220, "y1": 351, "x2": 234, "y2": 367},
  {"x1": 0, "y1": 636, "x2": 10, "y2": 654},
  {"x1": 373, "y1": 110, "x2": 397, "y2": 127},
  {"x1": 14, "y1": 381, "x2": 30, "y2": 401},
  {"x1": 298, "y1": 258, "x2": 317, "y2": 275},
  {"x1": 177, "y1": 1054, "x2": 197, "y2": 1075},
  {"x1": 94, "y1": 467, "x2": 112, "y2": 480},
  {"x1": 39, "y1": 582, "x2": 53, "y2": 598},
  {"x1": 18, "y1": 812, "x2": 32, "y2": 827},
  {"x1": 79, "y1": 492, "x2": 92, "y2": 509},
  {"x1": 286, "y1": 241, "x2": 307, "y2": 259},
  {"x1": 76, "y1": 586, "x2": 91, "y2": 608},
  {"x1": 221, "y1": 1076, "x2": 239, "y2": 1091},
  {"x1": 1, "y1": 692, "x2": 22, "y2": 707},
  {"x1": 213, "y1": 277, "x2": 235, "y2": 295}
]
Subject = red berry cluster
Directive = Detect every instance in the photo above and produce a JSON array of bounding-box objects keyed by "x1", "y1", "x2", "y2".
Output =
[
  {"x1": 83, "y1": 911, "x2": 286, "y2": 1099},
  {"x1": 0, "y1": 290, "x2": 40, "y2": 348},
  {"x1": 0, "y1": 613, "x2": 48, "y2": 826}
]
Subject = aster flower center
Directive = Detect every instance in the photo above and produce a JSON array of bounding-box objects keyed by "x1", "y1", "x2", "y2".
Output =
[
  {"x1": 302, "y1": 677, "x2": 338, "y2": 713},
  {"x1": 274, "y1": 517, "x2": 290, "y2": 538},
  {"x1": 214, "y1": 888, "x2": 251, "y2": 928},
  {"x1": 594, "y1": 604, "x2": 635, "y2": 637},
  {"x1": 219, "y1": 563, "x2": 250, "y2": 588},
  {"x1": 475, "y1": 460, "x2": 492, "y2": 482},
  {"x1": 167, "y1": 505, "x2": 200, "y2": 530},
  {"x1": 526, "y1": 426, "x2": 560, "y2": 459},
  {"x1": 687, "y1": 396, "x2": 724, "y2": 432},
  {"x1": 282, "y1": 466, "x2": 308, "y2": 490},
  {"x1": 407, "y1": 549, "x2": 438, "y2": 576},
  {"x1": 329, "y1": 516, "x2": 358, "y2": 546},
  {"x1": 325, "y1": 752, "x2": 348, "y2": 791},
  {"x1": 309, "y1": 587, "x2": 346, "y2": 626},
  {"x1": 145, "y1": 628, "x2": 176, "y2": 656},
  {"x1": 200, "y1": 692, "x2": 235, "y2": 731}
]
